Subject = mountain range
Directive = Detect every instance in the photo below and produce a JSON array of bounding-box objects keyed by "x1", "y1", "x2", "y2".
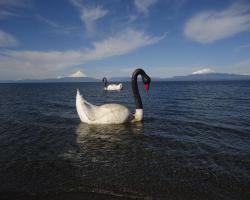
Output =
[
  {"x1": 165, "y1": 73, "x2": 250, "y2": 81},
  {"x1": 1, "y1": 72, "x2": 250, "y2": 83},
  {"x1": 110, "y1": 73, "x2": 250, "y2": 82},
  {"x1": 0, "y1": 76, "x2": 99, "y2": 83}
]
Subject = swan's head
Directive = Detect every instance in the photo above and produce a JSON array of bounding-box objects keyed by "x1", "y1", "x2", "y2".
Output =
[
  {"x1": 102, "y1": 77, "x2": 107, "y2": 83},
  {"x1": 142, "y1": 72, "x2": 151, "y2": 92},
  {"x1": 102, "y1": 77, "x2": 108, "y2": 87}
]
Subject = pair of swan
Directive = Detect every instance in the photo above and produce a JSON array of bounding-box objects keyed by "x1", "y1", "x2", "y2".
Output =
[
  {"x1": 76, "y1": 68, "x2": 151, "y2": 124},
  {"x1": 102, "y1": 77, "x2": 122, "y2": 91}
]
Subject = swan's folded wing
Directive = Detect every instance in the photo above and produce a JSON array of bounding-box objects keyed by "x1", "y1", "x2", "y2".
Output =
[
  {"x1": 94, "y1": 104, "x2": 130, "y2": 122},
  {"x1": 80, "y1": 100, "x2": 97, "y2": 121},
  {"x1": 80, "y1": 102, "x2": 124, "y2": 122},
  {"x1": 77, "y1": 90, "x2": 129, "y2": 123}
]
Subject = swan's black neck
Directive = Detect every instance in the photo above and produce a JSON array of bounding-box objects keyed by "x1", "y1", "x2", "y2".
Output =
[
  {"x1": 132, "y1": 69, "x2": 149, "y2": 109},
  {"x1": 102, "y1": 77, "x2": 107, "y2": 87}
]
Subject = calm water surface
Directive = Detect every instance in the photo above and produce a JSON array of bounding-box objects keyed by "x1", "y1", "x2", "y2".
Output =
[{"x1": 0, "y1": 81, "x2": 250, "y2": 200}]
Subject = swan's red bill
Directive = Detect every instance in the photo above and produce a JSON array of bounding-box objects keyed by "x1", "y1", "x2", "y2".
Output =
[{"x1": 144, "y1": 83, "x2": 150, "y2": 91}]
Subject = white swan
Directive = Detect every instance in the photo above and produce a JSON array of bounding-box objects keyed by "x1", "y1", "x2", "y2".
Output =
[
  {"x1": 102, "y1": 77, "x2": 123, "y2": 91},
  {"x1": 76, "y1": 69, "x2": 151, "y2": 124}
]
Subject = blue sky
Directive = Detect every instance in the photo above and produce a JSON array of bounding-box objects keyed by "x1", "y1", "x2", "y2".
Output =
[{"x1": 0, "y1": 0, "x2": 250, "y2": 80}]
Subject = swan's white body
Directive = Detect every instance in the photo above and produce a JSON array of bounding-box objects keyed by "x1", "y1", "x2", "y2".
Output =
[
  {"x1": 104, "y1": 83, "x2": 122, "y2": 91},
  {"x1": 76, "y1": 90, "x2": 143, "y2": 124},
  {"x1": 76, "y1": 90, "x2": 128, "y2": 124}
]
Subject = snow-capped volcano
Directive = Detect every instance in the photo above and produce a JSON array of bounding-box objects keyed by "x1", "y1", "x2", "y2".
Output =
[
  {"x1": 192, "y1": 68, "x2": 215, "y2": 75},
  {"x1": 68, "y1": 70, "x2": 86, "y2": 78}
]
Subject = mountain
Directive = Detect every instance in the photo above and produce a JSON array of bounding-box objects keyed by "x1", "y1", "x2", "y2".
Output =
[
  {"x1": 0, "y1": 80, "x2": 15, "y2": 83},
  {"x1": 68, "y1": 70, "x2": 86, "y2": 78},
  {"x1": 165, "y1": 73, "x2": 250, "y2": 81},
  {"x1": 109, "y1": 77, "x2": 163, "y2": 82},
  {"x1": 1, "y1": 72, "x2": 250, "y2": 83},
  {"x1": 18, "y1": 77, "x2": 99, "y2": 83},
  {"x1": 0, "y1": 70, "x2": 99, "y2": 83},
  {"x1": 110, "y1": 77, "x2": 131, "y2": 82}
]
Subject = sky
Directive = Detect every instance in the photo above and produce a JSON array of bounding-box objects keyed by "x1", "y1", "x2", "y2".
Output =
[{"x1": 0, "y1": 0, "x2": 250, "y2": 80}]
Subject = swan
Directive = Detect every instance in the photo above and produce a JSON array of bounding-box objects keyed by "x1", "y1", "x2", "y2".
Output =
[
  {"x1": 102, "y1": 77, "x2": 123, "y2": 91},
  {"x1": 76, "y1": 68, "x2": 151, "y2": 124}
]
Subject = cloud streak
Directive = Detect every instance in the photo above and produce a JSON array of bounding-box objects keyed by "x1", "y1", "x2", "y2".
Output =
[
  {"x1": 0, "y1": 30, "x2": 18, "y2": 47},
  {"x1": 184, "y1": 3, "x2": 250, "y2": 43},
  {"x1": 36, "y1": 14, "x2": 60, "y2": 28},
  {"x1": 134, "y1": 0, "x2": 157, "y2": 15},
  {"x1": 235, "y1": 43, "x2": 250, "y2": 51},
  {"x1": 0, "y1": 29, "x2": 165, "y2": 80},
  {"x1": 0, "y1": 0, "x2": 30, "y2": 19}
]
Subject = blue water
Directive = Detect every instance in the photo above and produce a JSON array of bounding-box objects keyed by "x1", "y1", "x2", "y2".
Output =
[{"x1": 0, "y1": 81, "x2": 249, "y2": 200}]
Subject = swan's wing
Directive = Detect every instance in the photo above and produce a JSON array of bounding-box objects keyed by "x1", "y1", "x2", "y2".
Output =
[
  {"x1": 81, "y1": 101, "x2": 97, "y2": 121},
  {"x1": 94, "y1": 104, "x2": 130, "y2": 123}
]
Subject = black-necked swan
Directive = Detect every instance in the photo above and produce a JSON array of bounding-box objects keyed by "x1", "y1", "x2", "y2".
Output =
[
  {"x1": 102, "y1": 77, "x2": 123, "y2": 91},
  {"x1": 76, "y1": 68, "x2": 151, "y2": 124}
]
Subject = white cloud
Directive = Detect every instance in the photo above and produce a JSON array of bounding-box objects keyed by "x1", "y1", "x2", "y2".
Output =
[
  {"x1": 184, "y1": 3, "x2": 250, "y2": 43},
  {"x1": 84, "y1": 29, "x2": 165, "y2": 60},
  {"x1": 192, "y1": 68, "x2": 215, "y2": 75},
  {"x1": 81, "y1": 6, "x2": 108, "y2": 32},
  {"x1": 0, "y1": 30, "x2": 18, "y2": 47},
  {"x1": 0, "y1": 29, "x2": 165, "y2": 80},
  {"x1": 70, "y1": 0, "x2": 108, "y2": 32},
  {"x1": 0, "y1": 50, "x2": 84, "y2": 80},
  {"x1": 134, "y1": 0, "x2": 157, "y2": 15}
]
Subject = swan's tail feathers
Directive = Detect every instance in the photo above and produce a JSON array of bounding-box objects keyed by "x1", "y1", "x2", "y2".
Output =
[
  {"x1": 77, "y1": 88, "x2": 80, "y2": 96},
  {"x1": 76, "y1": 89, "x2": 87, "y2": 103},
  {"x1": 76, "y1": 89, "x2": 96, "y2": 122}
]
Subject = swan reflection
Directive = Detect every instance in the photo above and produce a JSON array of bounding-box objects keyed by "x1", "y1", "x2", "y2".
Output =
[
  {"x1": 69, "y1": 123, "x2": 145, "y2": 164},
  {"x1": 62, "y1": 123, "x2": 144, "y2": 161},
  {"x1": 75, "y1": 122, "x2": 143, "y2": 143}
]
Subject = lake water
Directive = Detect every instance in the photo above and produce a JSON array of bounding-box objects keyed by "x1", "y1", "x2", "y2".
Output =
[{"x1": 0, "y1": 81, "x2": 249, "y2": 200}]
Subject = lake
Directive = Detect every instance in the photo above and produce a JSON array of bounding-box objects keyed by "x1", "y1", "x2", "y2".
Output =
[{"x1": 0, "y1": 81, "x2": 249, "y2": 200}]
